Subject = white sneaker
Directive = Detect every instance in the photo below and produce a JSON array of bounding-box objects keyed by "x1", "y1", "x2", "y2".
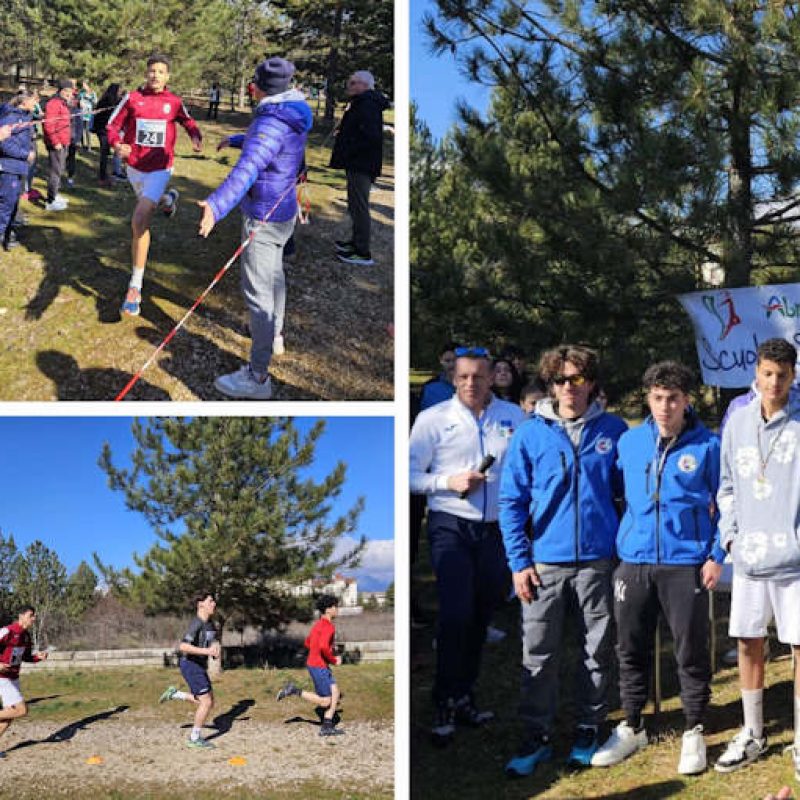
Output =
[
  {"x1": 781, "y1": 743, "x2": 800, "y2": 783},
  {"x1": 55, "y1": 194, "x2": 69, "y2": 204},
  {"x1": 214, "y1": 366, "x2": 273, "y2": 400},
  {"x1": 45, "y1": 198, "x2": 68, "y2": 212},
  {"x1": 273, "y1": 335, "x2": 285, "y2": 356},
  {"x1": 714, "y1": 727, "x2": 768, "y2": 773},
  {"x1": 678, "y1": 725, "x2": 707, "y2": 774},
  {"x1": 591, "y1": 721, "x2": 648, "y2": 767}
]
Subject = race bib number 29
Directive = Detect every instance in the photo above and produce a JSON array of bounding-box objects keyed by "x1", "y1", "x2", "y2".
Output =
[{"x1": 135, "y1": 119, "x2": 167, "y2": 148}]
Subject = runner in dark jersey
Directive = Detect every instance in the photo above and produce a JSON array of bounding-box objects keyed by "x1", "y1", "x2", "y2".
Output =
[
  {"x1": 107, "y1": 53, "x2": 202, "y2": 316},
  {"x1": 0, "y1": 606, "x2": 48, "y2": 753},
  {"x1": 158, "y1": 591, "x2": 219, "y2": 749}
]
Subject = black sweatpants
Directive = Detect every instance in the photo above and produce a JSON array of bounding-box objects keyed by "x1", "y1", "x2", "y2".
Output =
[{"x1": 613, "y1": 561, "x2": 711, "y2": 728}]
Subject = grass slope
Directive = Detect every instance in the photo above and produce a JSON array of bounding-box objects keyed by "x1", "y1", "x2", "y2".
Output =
[{"x1": 0, "y1": 107, "x2": 393, "y2": 401}]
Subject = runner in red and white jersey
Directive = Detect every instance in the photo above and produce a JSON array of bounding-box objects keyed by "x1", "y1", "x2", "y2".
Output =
[
  {"x1": 0, "y1": 606, "x2": 48, "y2": 752},
  {"x1": 106, "y1": 53, "x2": 202, "y2": 317}
]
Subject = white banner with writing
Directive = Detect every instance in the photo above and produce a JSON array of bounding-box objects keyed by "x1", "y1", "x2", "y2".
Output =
[{"x1": 678, "y1": 283, "x2": 800, "y2": 387}]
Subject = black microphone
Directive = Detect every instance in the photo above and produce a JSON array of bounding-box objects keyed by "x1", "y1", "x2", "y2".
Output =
[{"x1": 460, "y1": 454, "x2": 496, "y2": 499}]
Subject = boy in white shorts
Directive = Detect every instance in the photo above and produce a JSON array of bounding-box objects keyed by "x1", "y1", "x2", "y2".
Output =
[
  {"x1": 0, "y1": 606, "x2": 48, "y2": 752},
  {"x1": 715, "y1": 338, "x2": 800, "y2": 777},
  {"x1": 106, "y1": 53, "x2": 202, "y2": 316}
]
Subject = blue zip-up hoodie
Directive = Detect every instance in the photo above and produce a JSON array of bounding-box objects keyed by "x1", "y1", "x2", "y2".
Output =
[
  {"x1": 0, "y1": 104, "x2": 33, "y2": 176},
  {"x1": 206, "y1": 89, "x2": 312, "y2": 224},
  {"x1": 616, "y1": 412, "x2": 725, "y2": 565},
  {"x1": 499, "y1": 399, "x2": 628, "y2": 571}
]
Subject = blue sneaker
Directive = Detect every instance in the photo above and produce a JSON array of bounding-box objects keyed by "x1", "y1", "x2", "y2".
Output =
[
  {"x1": 568, "y1": 725, "x2": 600, "y2": 766},
  {"x1": 505, "y1": 737, "x2": 553, "y2": 778},
  {"x1": 121, "y1": 286, "x2": 141, "y2": 316}
]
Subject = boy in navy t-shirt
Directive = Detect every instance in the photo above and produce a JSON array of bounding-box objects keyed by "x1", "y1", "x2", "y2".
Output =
[{"x1": 158, "y1": 591, "x2": 220, "y2": 748}]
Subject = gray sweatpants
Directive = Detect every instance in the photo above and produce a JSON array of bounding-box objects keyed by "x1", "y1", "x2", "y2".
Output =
[
  {"x1": 240, "y1": 215, "x2": 296, "y2": 375},
  {"x1": 346, "y1": 170, "x2": 373, "y2": 254},
  {"x1": 518, "y1": 560, "x2": 614, "y2": 737}
]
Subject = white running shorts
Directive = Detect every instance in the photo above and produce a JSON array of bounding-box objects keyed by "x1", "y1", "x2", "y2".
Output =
[
  {"x1": 729, "y1": 570, "x2": 800, "y2": 644},
  {"x1": 126, "y1": 167, "x2": 172, "y2": 205},
  {"x1": 0, "y1": 678, "x2": 24, "y2": 708}
]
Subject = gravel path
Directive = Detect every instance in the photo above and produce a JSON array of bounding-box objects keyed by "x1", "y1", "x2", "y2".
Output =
[{"x1": 3, "y1": 715, "x2": 393, "y2": 798}]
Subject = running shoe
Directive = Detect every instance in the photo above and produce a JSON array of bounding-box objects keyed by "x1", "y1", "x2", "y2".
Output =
[
  {"x1": 678, "y1": 724, "x2": 707, "y2": 775},
  {"x1": 158, "y1": 685, "x2": 177, "y2": 704},
  {"x1": 121, "y1": 286, "x2": 141, "y2": 316},
  {"x1": 186, "y1": 737, "x2": 215, "y2": 749},
  {"x1": 591, "y1": 721, "x2": 648, "y2": 767},
  {"x1": 276, "y1": 681, "x2": 300, "y2": 701},
  {"x1": 568, "y1": 725, "x2": 600, "y2": 767},
  {"x1": 714, "y1": 728, "x2": 767, "y2": 773},
  {"x1": 214, "y1": 366, "x2": 272, "y2": 400},
  {"x1": 162, "y1": 188, "x2": 180, "y2": 218},
  {"x1": 319, "y1": 720, "x2": 345, "y2": 737},
  {"x1": 505, "y1": 736, "x2": 553, "y2": 778},
  {"x1": 45, "y1": 198, "x2": 68, "y2": 212},
  {"x1": 454, "y1": 695, "x2": 494, "y2": 727},
  {"x1": 337, "y1": 250, "x2": 374, "y2": 266}
]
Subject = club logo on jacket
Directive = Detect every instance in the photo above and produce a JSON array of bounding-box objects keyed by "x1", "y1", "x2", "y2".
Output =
[
  {"x1": 595, "y1": 437, "x2": 612, "y2": 455},
  {"x1": 163, "y1": 104, "x2": 171, "y2": 114},
  {"x1": 500, "y1": 420, "x2": 514, "y2": 438},
  {"x1": 678, "y1": 454, "x2": 698, "y2": 473}
]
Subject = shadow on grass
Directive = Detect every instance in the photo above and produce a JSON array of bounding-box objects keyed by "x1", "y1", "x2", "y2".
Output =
[
  {"x1": 5, "y1": 704, "x2": 129, "y2": 752},
  {"x1": 26, "y1": 694, "x2": 61, "y2": 705},
  {"x1": 205, "y1": 698, "x2": 255, "y2": 741},
  {"x1": 583, "y1": 780, "x2": 684, "y2": 799},
  {"x1": 12, "y1": 131, "x2": 392, "y2": 399}
]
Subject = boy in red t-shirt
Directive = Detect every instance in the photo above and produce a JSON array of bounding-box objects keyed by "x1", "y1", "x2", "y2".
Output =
[
  {"x1": 276, "y1": 594, "x2": 343, "y2": 736},
  {"x1": 0, "y1": 605, "x2": 48, "y2": 751}
]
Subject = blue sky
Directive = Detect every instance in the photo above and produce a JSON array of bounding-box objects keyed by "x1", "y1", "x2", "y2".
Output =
[
  {"x1": 411, "y1": 0, "x2": 489, "y2": 140},
  {"x1": 0, "y1": 417, "x2": 394, "y2": 589}
]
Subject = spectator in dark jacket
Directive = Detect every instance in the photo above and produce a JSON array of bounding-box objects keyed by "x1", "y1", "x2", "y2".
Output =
[
  {"x1": 0, "y1": 88, "x2": 38, "y2": 251},
  {"x1": 42, "y1": 78, "x2": 75, "y2": 211},
  {"x1": 198, "y1": 57, "x2": 312, "y2": 400},
  {"x1": 330, "y1": 70, "x2": 389, "y2": 266},
  {"x1": 94, "y1": 83, "x2": 123, "y2": 185}
]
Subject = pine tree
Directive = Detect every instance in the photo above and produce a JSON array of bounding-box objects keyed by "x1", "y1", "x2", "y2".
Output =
[
  {"x1": 13, "y1": 541, "x2": 68, "y2": 649},
  {"x1": 65, "y1": 561, "x2": 99, "y2": 620},
  {"x1": 425, "y1": 0, "x2": 800, "y2": 289},
  {"x1": 97, "y1": 418, "x2": 365, "y2": 664}
]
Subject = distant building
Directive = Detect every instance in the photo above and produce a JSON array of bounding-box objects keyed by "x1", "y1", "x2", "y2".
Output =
[
  {"x1": 360, "y1": 591, "x2": 387, "y2": 608},
  {"x1": 289, "y1": 573, "x2": 358, "y2": 608}
]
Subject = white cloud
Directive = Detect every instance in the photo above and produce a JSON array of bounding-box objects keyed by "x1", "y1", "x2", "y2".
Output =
[{"x1": 332, "y1": 536, "x2": 394, "y2": 588}]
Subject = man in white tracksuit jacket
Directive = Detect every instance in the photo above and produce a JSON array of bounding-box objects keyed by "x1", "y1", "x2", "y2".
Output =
[{"x1": 410, "y1": 347, "x2": 524, "y2": 746}]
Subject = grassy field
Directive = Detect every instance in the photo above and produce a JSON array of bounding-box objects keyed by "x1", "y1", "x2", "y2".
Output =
[
  {"x1": 0, "y1": 103, "x2": 393, "y2": 401},
  {"x1": 5, "y1": 661, "x2": 394, "y2": 799},
  {"x1": 411, "y1": 526, "x2": 799, "y2": 800}
]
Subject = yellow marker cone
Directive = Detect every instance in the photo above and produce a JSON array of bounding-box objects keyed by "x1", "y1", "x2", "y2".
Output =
[
  {"x1": 228, "y1": 756, "x2": 247, "y2": 767},
  {"x1": 86, "y1": 755, "x2": 104, "y2": 765}
]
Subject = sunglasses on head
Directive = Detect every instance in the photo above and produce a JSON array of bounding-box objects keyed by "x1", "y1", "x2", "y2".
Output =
[
  {"x1": 455, "y1": 347, "x2": 490, "y2": 357},
  {"x1": 552, "y1": 374, "x2": 587, "y2": 387}
]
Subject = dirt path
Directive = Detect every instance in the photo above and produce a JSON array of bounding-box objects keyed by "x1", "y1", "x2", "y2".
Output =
[{"x1": 5, "y1": 715, "x2": 393, "y2": 798}]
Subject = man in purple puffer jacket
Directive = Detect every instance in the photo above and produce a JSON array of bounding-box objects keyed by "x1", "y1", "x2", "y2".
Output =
[{"x1": 198, "y1": 57, "x2": 312, "y2": 399}]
